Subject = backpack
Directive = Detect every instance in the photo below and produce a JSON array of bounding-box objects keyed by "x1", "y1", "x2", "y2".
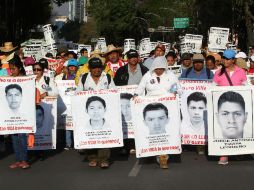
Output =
[
  {"x1": 185, "y1": 67, "x2": 211, "y2": 79},
  {"x1": 81, "y1": 73, "x2": 111, "y2": 86},
  {"x1": 44, "y1": 76, "x2": 50, "y2": 85}
]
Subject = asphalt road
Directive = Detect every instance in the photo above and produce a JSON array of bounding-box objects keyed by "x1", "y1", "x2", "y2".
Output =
[{"x1": 1, "y1": 145, "x2": 254, "y2": 190}]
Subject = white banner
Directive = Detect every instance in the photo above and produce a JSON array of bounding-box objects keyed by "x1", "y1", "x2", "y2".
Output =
[
  {"x1": 95, "y1": 38, "x2": 107, "y2": 53},
  {"x1": 56, "y1": 80, "x2": 77, "y2": 130},
  {"x1": 180, "y1": 80, "x2": 212, "y2": 145},
  {"x1": 0, "y1": 76, "x2": 36, "y2": 134},
  {"x1": 132, "y1": 95, "x2": 181, "y2": 158},
  {"x1": 124, "y1": 39, "x2": 136, "y2": 54},
  {"x1": 168, "y1": 65, "x2": 182, "y2": 77},
  {"x1": 207, "y1": 86, "x2": 254, "y2": 155},
  {"x1": 29, "y1": 98, "x2": 57, "y2": 150},
  {"x1": 139, "y1": 38, "x2": 151, "y2": 57},
  {"x1": 23, "y1": 44, "x2": 42, "y2": 61},
  {"x1": 72, "y1": 90, "x2": 123, "y2": 149},
  {"x1": 117, "y1": 85, "x2": 138, "y2": 139},
  {"x1": 208, "y1": 27, "x2": 229, "y2": 52}
]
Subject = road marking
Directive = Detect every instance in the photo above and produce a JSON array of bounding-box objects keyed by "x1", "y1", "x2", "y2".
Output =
[{"x1": 128, "y1": 160, "x2": 142, "y2": 177}]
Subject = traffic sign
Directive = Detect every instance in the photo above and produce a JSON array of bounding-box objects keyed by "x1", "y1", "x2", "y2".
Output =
[{"x1": 174, "y1": 18, "x2": 189, "y2": 28}]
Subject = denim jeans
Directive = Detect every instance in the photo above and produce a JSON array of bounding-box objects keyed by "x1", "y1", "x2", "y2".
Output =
[
  {"x1": 11, "y1": 134, "x2": 27, "y2": 161},
  {"x1": 65, "y1": 130, "x2": 73, "y2": 147}
]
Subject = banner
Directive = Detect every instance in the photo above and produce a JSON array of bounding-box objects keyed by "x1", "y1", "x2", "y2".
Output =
[
  {"x1": 78, "y1": 44, "x2": 92, "y2": 57},
  {"x1": 0, "y1": 76, "x2": 36, "y2": 134},
  {"x1": 132, "y1": 95, "x2": 181, "y2": 158},
  {"x1": 117, "y1": 85, "x2": 138, "y2": 139},
  {"x1": 139, "y1": 38, "x2": 152, "y2": 58},
  {"x1": 95, "y1": 38, "x2": 107, "y2": 53},
  {"x1": 56, "y1": 80, "x2": 76, "y2": 130},
  {"x1": 124, "y1": 39, "x2": 136, "y2": 54},
  {"x1": 180, "y1": 80, "x2": 212, "y2": 145},
  {"x1": 208, "y1": 27, "x2": 229, "y2": 52},
  {"x1": 168, "y1": 66, "x2": 181, "y2": 77},
  {"x1": 29, "y1": 98, "x2": 57, "y2": 150},
  {"x1": 207, "y1": 86, "x2": 254, "y2": 155},
  {"x1": 72, "y1": 89, "x2": 123, "y2": 149}
]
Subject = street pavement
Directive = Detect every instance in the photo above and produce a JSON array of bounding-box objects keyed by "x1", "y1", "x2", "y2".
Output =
[{"x1": 1, "y1": 145, "x2": 254, "y2": 190}]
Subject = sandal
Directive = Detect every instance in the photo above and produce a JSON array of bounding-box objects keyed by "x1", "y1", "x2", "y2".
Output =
[
  {"x1": 100, "y1": 162, "x2": 109, "y2": 168},
  {"x1": 19, "y1": 161, "x2": 30, "y2": 169},
  {"x1": 88, "y1": 161, "x2": 97, "y2": 167},
  {"x1": 9, "y1": 162, "x2": 21, "y2": 169}
]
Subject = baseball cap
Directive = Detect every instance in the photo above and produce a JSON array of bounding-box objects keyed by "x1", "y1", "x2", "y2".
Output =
[
  {"x1": 67, "y1": 58, "x2": 79, "y2": 67},
  {"x1": 235, "y1": 51, "x2": 247, "y2": 59},
  {"x1": 223, "y1": 49, "x2": 236, "y2": 59},
  {"x1": 192, "y1": 53, "x2": 204, "y2": 62},
  {"x1": 88, "y1": 57, "x2": 103, "y2": 69},
  {"x1": 250, "y1": 55, "x2": 254, "y2": 62},
  {"x1": 126, "y1": 49, "x2": 139, "y2": 59}
]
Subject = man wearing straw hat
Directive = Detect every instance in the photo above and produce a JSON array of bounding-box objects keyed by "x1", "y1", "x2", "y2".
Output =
[
  {"x1": 0, "y1": 42, "x2": 19, "y2": 70},
  {"x1": 105, "y1": 44, "x2": 126, "y2": 76}
]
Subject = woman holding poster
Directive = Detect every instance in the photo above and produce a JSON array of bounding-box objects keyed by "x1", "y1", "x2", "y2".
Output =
[
  {"x1": 134, "y1": 56, "x2": 180, "y2": 169},
  {"x1": 213, "y1": 49, "x2": 247, "y2": 165},
  {"x1": 8, "y1": 56, "x2": 30, "y2": 169}
]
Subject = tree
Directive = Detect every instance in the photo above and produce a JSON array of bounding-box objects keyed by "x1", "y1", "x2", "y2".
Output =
[{"x1": 58, "y1": 20, "x2": 82, "y2": 42}]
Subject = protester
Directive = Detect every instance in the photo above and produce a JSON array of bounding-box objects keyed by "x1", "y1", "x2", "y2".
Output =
[
  {"x1": 165, "y1": 51, "x2": 177, "y2": 66},
  {"x1": 205, "y1": 55, "x2": 217, "y2": 73},
  {"x1": 78, "y1": 48, "x2": 88, "y2": 66},
  {"x1": 105, "y1": 44, "x2": 125, "y2": 76},
  {"x1": 0, "y1": 57, "x2": 8, "y2": 76},
  {"x1": 75, "y1": 49, "x2": 113, "y2": 85},
  {"x1": 134, "y1": 56, "x2": 180, "y2": 169},
  {"x1": 77, "y1": 57, "x2": 115, "y2": 168},
  {"x1": 213, "y1": 49, "x2": 247, "y2": 165},
  {"x1": 114, "y1": 49, "x2": 148, "y2": 155},
  {"x1": 236, "y1": 58, "x2": 248, "y2": 72},
  {"x1": 248, "y1": 56, "x2": 254, "y2": 74},
  {"x1": 143, "y1": 44, "x2": 166, "y2": 69},
  {"x1": 180, "y1": 53, "x2": 192, "y2": 70},
  {"x1": 8, "y1": 56, "x2": 30, "y2": 169},
  {"x1": 180, "y1": 54, "x2": 214, "y2": 80}
]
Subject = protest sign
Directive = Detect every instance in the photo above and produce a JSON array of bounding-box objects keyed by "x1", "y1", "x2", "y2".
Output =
[
  {"x1": 72, "y1": 89, "x2": 123, "y2": 149},
  {"x1": 124, "y1": 39, "x2": 136, "y2": 54},
  {"x1": 208, "y1": 27, "x2": 229, "y2": 52},
  {"x1": 56, "y1": 80, "x2": 76, "y2": 130},
  {"x1": 207, "y1": 86, "x2": 254, "y2": 155},
  {"x1": 29, "y1": 98, "x2": 57, "y2": 150},
  {"x1": 168, "y1": 65, "x2": 182, "y2": 77},
  {"x1": 0, "y1": 76, "x2": 36, "y2": 134},
  {"x1": 95, "y1": 38, "x2": 107, "y2": 53},
  {"x1": 78, "y1": 44, "x2": 92, "y2": 57},
  {"x1": 42, "y1": 24, "x2": 57, "y2": 51},
  {"x1": 132, "y1": 95, "x2": 181, "y2": 158},
  {"x1": 25, "y1": 65, "x2": 34, "y2": 76},
  {"x1": 23, "y1": 44, "x2": 42, "y2": 61},
  {"x1": 117, "y1": 85, "x2": 138, "y2": 139},
  {"x1": 247, "y1": 75, "x2": 254, "y2": 85},
  {"x1": 180, "y1": 80, "x2": 212, "y2": 145},
  {"x1": 139, "y1": 38, "x2": 152, "y2": 58},
  {"x1": 180, "y1": 34, "x2": 203, "y2": 54}
]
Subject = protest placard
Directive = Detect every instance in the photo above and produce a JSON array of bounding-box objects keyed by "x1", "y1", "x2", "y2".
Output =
[
  {"x1": 180, "y1": 34, "x2": 203, "y2": 54},
  {"x1": 207, "y1": 86, "x2": 254, "y2": 155},
  {"x1": 0, "y1": 76, "x2": 36, "y2": 134},
  {"x1": 95, "y1": 38, "x2": 107, "y2": 53},
  {"x1": 124, "y1": 39, "x2": 136, "y2": 54},
  {"x1": 208, "y1": 27, "x2": 229, "y2": 52},
  {"x1": 72, "y1": 89, "x2": 123, "y2": 149},
  {"x1": 139, "y1": 38, "x2": 152, "y2": 58},
  {"x1": 179, "y1": 80, "x2": 212, "y2": 145},
  {"x1": 56, "y1": 80, "x2": 77, "y2": 130},
  {"x1": 132, "y1": 95, "x2": 181, "y2": 158},
  {"x1": 117, "y1": 85, "x2": 138, "y2": 139},
  {"x1": 29, "y1": 98, "x2": 57, "y2": 150}
]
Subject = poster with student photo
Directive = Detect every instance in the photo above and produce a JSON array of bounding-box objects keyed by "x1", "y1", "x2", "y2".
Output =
[
  {"x1": 56, "y1": 80, "x2": 76, "y2": 130},
  {"x1": 132, "y1": 95, "x2": 181, "y2": 158},
  {"x1": 179, "y1": 80, "x2": 212, "y2": 145},
  {"x1": 29, "y1": 98, "x2": 57, "y2": 150},
  {"x1": 207, "y1": 86, "x2": 254, "y2": 156},
  {"x1": 72, "y1": 89, "x2": 123, "y2": 149},
  {"x1": 117, "y1": 85, "x2": 138, "y2": 139},
  {"x1": 0, "y1": 76, "x2": 36, "y2": 134}
]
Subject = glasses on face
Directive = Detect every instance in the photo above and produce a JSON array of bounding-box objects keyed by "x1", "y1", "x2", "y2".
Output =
[{"x1": 33, "y1": 68, "x2": 42, "y2": 71}]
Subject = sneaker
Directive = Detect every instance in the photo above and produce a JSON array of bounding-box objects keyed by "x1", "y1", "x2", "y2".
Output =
[
  {"x1": 159, "y1": 155, "x2": 168, "y2": 169},
  {"x1": 19, "y1": 161, "x2": 30, "y2": 169},
  {"x1": 9, "y1": 162, "x2": 21, "y2": 169},
  {"x1": 218, "y1": 156, "x2": 228, "y2": 165},
  {"x1": 64, "y1": 146, "x2": 71, "y2": 150}
]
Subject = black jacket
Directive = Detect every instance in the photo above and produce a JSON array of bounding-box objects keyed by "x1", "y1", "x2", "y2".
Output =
[{"x1": 114, "y1": 64, "x2": 149, "y2": 86}]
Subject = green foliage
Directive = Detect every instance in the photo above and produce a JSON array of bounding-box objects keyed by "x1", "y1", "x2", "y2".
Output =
[{"x1": 58, "y1": 20, "x2": 82, "y2": 42}]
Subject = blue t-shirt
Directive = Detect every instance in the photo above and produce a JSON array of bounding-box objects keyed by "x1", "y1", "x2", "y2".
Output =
[{"x1": 180, "y1": 67, "x2": 214, "y2": 80}]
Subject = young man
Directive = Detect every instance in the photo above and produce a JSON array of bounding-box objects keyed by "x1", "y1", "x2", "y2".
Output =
[{"x1": 216, "y1": 91, "x2": 248, "y2": 139}]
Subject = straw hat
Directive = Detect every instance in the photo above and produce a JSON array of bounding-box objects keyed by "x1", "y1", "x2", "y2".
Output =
[
  {"x1": 106, "y1": 44, "x2": 122, "y2": 55},
  {"x1": 0, "y1": 42, "x2": 18, "y2": 53}
]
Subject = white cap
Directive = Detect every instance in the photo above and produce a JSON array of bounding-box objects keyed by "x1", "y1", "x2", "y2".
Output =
[
  {"x1": 235, "y1": 52, "x2": 247, "y2": 59},
  {"x1": 250, "y1": 55, "x2": 254, "y2": 62}
]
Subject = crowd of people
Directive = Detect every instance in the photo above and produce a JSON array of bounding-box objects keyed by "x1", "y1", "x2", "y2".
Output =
[{"x1": 1, "y1": 40, "x2": 254, "y2": 169}]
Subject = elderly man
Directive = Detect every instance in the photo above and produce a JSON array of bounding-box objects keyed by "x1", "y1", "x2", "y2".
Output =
[
  {"x1": 180, "y1": 53, "x2": 214, "y2": 80},
  {"x1": 114, "y1": 49, "x2": 148, "y2": 86},
  {"x1": 143, "y1": 44, "x2": 166, "y2": 69},
  {"x1": 105, "y1": 44, "x2": 126, "y2": 76}
]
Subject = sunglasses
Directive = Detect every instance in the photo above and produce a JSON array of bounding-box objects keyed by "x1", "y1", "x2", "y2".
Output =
[{"x1": 33, "y1": 68, "x2": 42, "y2": 71}]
